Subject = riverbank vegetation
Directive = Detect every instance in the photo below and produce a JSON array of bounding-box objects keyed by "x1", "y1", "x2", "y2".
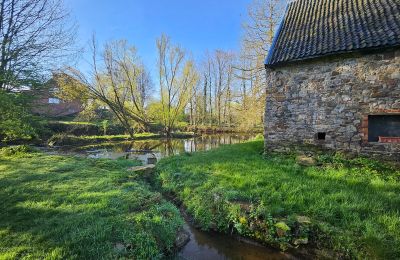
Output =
[
  {"x1": 156, "y1": 140, "x2": 400, "y2": 259},
  {"x1": 47, "y1": 132, "x2": 196, "y2": 146},
  {"x1": 0, "y1": 146, "x2": 183, "y2": 259}
]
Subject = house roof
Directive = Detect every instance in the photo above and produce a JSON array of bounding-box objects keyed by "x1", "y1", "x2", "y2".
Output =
[{"x1": 265, "y1": 0, "x2": 400, "y2": 68}]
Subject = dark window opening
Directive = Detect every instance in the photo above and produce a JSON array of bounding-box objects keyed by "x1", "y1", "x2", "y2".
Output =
[
  {"x1": 317, "y1": 132, "x2": 326, "y2": 140},
  {"x1": 368, "y1": 115, "x2": 400, "y2": 142}
]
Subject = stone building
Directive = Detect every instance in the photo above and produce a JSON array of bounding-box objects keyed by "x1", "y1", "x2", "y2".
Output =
[{"x1": 264, "y1": 0, "x2": 400, "y2": 159}]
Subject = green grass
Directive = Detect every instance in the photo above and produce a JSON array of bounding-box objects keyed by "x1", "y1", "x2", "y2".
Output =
[
  {"x1": 0, "y1": 147, "x2": 183, "y2": 259},
  {"x1": 156, "y1": 140, "x2": 400, "y2": 259}
]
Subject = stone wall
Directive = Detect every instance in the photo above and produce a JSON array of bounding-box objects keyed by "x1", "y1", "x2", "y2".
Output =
[{"x1": 264, "y1": 48, "x2": 400, "y2": 160}]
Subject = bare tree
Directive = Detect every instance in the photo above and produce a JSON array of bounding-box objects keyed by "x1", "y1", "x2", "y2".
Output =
[
  {"x1": 211, "y1": 50, "x2": 235, "y2": 126},
  {"x1": 0, "y1": 0, "x2": 76, "y2": 91},
  {"x1": 60, "y1": 39, "x2": 151, "y2": 137},
  {"x1": 157, "y1": 34, "x2": 198, "y2": 136},
  {"x1": 233, "y1": 0, "x2": 286, "y2": 130}
]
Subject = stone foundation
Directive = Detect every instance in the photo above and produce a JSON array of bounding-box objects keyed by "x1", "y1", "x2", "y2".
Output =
[{"x1": 264, "y1": 48, "x2": 400, "y2": 160}]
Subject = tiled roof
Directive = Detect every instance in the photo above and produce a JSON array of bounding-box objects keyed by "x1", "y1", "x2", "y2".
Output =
[{"x1": 265, "y1": 0, "x2": 400, "y2": 67}]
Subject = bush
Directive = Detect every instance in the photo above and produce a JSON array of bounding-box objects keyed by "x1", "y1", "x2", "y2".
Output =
[
  {"x1": 0, "y1": 145, "x2": 37, "y2": 156},
  {"x1": 47, "y1": 121, "x2": 126, "y2": 136},
  {"x1": 0, "y1": 90, "x2": 47, "y2": 142}
]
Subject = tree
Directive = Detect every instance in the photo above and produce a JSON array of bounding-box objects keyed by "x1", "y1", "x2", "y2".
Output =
[
  {"x1": 157, "y1": 34, "x2": 199, "y2": 136},
  {"x1": 211, "y1": 50, "x2": 235, "y2": 127},
  {"x1": 196, "y1": 50, "x2": 236, "y2": 128},
  {"x1": 0, "y1": 90, "x2": 44, "y2": 141},
  {"x1": 62, "y1": 39, "x2": 152, "y2": 137},
  {"x1": 0, "y1": 0, "x2": 76, "y2": 91},
  {"x1": 234, "y1": 0, "x2": 286, "y2": 130}
]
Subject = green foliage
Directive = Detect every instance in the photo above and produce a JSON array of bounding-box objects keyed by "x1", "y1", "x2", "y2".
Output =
[
  {"x1": 0, "y1": 152, "x2": 183, "y2": 259},
  {"x1": 0, "y1": 91, "x2": 45, "y2": 142},
  {"x1": 0, "y1": 145, "x2": 37, "y2": 156},
  {"x1": 156, "y1": 140, "x2": 400, "y2": 258},
  {"x1": 253, "y1": 133, "x2": 264, "y2": 141},
  {"x1": 147, "y1": 101, "x2": 188, "y2": 132},
  {"x1": 48, "y1": 120, "x2": 126, "y2": 136},
  {"x1": 102, "y1": 120, "x2": 109, "y2": 135}
]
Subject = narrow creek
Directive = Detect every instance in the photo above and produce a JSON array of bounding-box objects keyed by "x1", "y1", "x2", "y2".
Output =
[
  {"x1": 175, "y1": 221, "x2": 295, "y2": 260},
  {"x1": 44, "y1": 134, "x2": 299, "y2": 259}
]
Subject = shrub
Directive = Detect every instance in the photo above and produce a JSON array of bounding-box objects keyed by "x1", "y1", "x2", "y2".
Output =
[
  {"x1": 0, "y1": 90, "x2": 46, "y2": 142},
  {"x1": 0, "y1": 145, "x2": 36, "y2": 156}
]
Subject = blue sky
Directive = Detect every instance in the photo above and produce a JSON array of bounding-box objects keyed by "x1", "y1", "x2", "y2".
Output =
[{"x1": 65, "y1": 0, "x2": 252, "y2": 76}]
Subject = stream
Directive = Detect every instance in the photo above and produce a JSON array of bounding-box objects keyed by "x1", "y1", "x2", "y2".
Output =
[
  {"x1": 45, "y1": 134, "x2": 298, "y2": 259},
  {"x1": 175, "y1": 222, "x2": 295, "y2": 260}
]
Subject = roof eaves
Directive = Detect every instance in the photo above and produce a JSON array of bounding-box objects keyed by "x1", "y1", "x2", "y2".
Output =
[{"x1": 265, "y1": 43, "x2": 400, "y2": 69}]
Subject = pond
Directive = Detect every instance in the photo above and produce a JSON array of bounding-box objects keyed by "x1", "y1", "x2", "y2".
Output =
[{"x1": 53, "y1": 134, "x2": 259, "y2": 165}]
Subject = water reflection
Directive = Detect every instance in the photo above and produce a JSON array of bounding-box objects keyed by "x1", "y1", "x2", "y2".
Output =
[
  {"x1": 177, "y1": 223, "x2": 294, "y2": 260},
  {"x1": 76, "y1": 134, "x2": 256, "y2": 165}
]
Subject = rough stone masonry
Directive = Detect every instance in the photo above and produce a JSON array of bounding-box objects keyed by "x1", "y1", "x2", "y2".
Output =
[{"x1": 264, "y1": 48, "x2": 400, "y2": 159}]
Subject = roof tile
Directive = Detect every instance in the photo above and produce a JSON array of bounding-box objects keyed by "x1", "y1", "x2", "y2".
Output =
[{"x1": 265, "y1": 0, "x2": 400, "y2": 67}]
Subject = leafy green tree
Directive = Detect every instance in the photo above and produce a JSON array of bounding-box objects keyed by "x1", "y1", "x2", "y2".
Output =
[{"x1": 0, "y1": 91, "x2": 44, "y2": 142}]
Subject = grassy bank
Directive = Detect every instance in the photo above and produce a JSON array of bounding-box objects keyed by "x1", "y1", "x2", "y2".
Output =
[
  {"x1": 156, "y1": 140, "x2": 400, "y2": 259},
  {"x1": 0, "y1": 146, "x2": 183, "y2": 259},
  {"x1": 48, "y1": 132, "x2": 196, "y2": 146}
]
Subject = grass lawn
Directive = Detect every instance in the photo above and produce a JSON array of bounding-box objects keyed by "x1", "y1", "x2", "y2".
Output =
[
  {"x1": 0, "y1": 147, "x2": 183, "y2": 259},
  {"x1": 156, "y1": 140, "x2": 400, "y2": 259}
]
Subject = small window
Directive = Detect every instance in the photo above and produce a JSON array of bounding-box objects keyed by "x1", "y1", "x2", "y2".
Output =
[
  {"x1": 317, "y1": 132, "x2": 326, "y2": 140},
  {"x1": 48, "y1": 98, "x2": 60, "y2": 104}
]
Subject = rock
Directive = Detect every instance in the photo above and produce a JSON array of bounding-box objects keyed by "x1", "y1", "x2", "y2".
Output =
[
  {"x1": 390, "y1": 71, "x2": 400, "y2": 79},
  {"x1": 114, "y1": 242, "x2": 125, "y2": 252},
  {"x1": 128, "y1": 164, "x2": 155, "y2": 172},
  {"x1": 296, "y1": 155, "x2": 317, "y2": 166},
  {"x1": 175, "y1": 229, "x2": 190, "y2": 249},
  {"x1": 296, "y1": 216, "x2": 311, "y2": 224},
  {"x1": 147, "y1": 157, "x2": 157, "y2": 164},
  {"x1": 294, "y1": 237, "x2": 309, "y2": 245}
]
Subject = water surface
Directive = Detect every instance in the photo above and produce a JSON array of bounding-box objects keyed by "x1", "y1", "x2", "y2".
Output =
[
  {"x1": 58, "y1": 134, "x2": 257, "y2": 165},
  {"x1": 177, "y1": 222, "x2": 295, "y2": 260}
]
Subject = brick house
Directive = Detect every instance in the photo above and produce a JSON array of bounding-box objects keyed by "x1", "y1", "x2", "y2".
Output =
[
  {"x1": 32, "y1": 78, "x2": 83, "y2": 118},
  {"x1": 264, "y1": 0, "x2": 400, "y2": 159}
]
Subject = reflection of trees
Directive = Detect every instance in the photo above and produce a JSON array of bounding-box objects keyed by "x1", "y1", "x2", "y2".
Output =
[
  {"x1": 81, "y1": 134, "x2": 256, "y2": 158},
  {"x1": 162, "y1": 138, "x2": 186, "y2": 156}
]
